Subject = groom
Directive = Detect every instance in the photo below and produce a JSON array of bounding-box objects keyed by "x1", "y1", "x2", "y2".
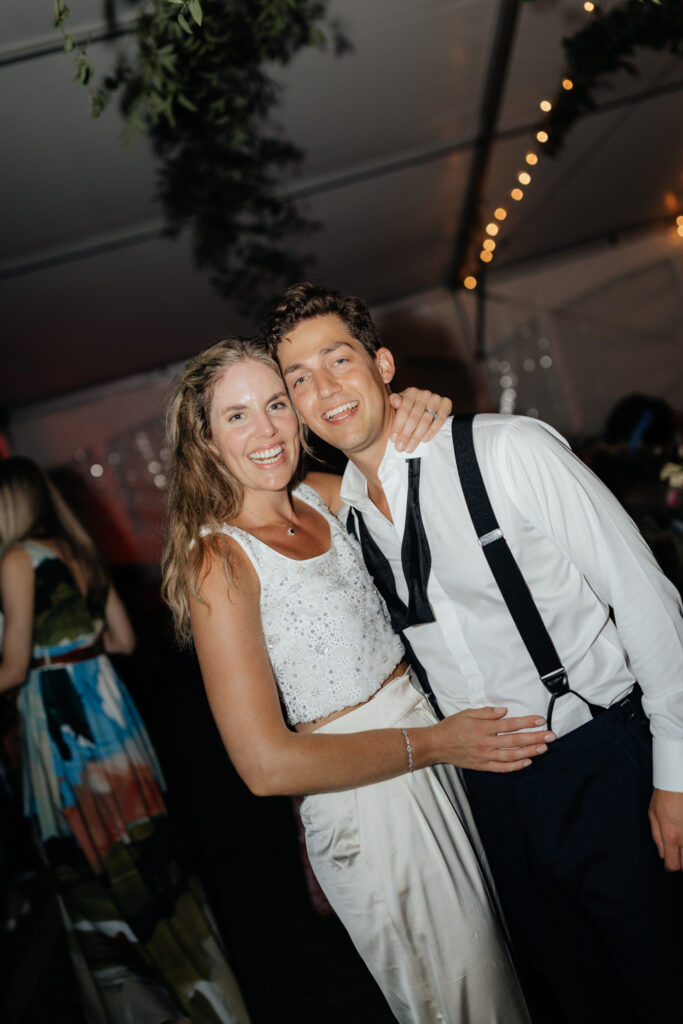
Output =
[{"x1": 262, "y1": 282, "x2": 683, "y2": 1024}]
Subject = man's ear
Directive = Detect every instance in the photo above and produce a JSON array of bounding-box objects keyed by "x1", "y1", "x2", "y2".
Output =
[{"x1": 375, "y1": 347, "x2": 396, "y2": 385}]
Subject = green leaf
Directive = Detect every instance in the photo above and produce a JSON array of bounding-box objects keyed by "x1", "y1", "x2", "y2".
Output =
[
  {"x1": 189, "y1": 0, "x2": 203, "y2": 27},
  {"x1": 178, "y1": 93, "x2": 198, "y2": 111},
  {"x1": 178, "y1": 11, "x2": 192, "y2": 33}
]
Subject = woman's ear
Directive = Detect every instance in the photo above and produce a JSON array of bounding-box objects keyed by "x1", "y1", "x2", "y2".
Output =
[{"x1": 375, "y1": 347, "x2": 396, "y2": 385}]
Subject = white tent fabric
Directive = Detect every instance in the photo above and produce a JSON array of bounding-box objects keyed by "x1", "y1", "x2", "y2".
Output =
[{"x1": 1, "y1": 0, "x2": 681, "y2": 421}]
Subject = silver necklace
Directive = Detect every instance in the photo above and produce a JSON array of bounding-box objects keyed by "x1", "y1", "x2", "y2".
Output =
[{"x1": 243, "y1": 504, "x2": 296, "y2": 536}]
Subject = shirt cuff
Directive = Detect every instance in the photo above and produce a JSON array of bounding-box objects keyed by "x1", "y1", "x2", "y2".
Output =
[{"x1": 652, "y1": 737, "x2": 683, "y2": 792}]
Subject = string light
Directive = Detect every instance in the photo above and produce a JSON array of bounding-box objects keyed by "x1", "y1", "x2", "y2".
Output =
[
  {"x1": 584, "y1": 1, "x2": 595, "y2": 11},
  {"x1": 678, "y1": 225, "x2": 683, "y2": 238},
  {"x1": 464, "y1": 33, "x2": 595, "y2": 292},
  {"x1": 677, "y1": 215, "x2": 683, "y2": 226}
]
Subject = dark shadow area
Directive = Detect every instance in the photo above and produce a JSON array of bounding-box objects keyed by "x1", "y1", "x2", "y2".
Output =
[{"x1": 378, "y1": 310, "x2": 480, "y2": 413}]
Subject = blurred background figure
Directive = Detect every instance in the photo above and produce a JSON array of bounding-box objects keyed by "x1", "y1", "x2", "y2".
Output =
[
  {"x1": 0, "y1": 457, "x2": 249, "y2": 1024},
  {"x1": 581, "y1": 394, "x2": 682, "y2": 595}
]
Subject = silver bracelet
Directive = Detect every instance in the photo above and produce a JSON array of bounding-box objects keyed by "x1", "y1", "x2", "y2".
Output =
[{"x1": 401, "y1": 728, "x2": 414, "y2": 773}]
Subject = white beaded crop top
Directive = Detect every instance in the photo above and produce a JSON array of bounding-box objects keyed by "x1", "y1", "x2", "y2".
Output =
[{"x1": 200, "y1": 483, "x2": 405, "y2": 726}]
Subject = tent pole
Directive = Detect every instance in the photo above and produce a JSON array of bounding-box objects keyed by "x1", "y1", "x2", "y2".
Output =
[{"x1": 448, "y1": 0, "x2": 520, "y2": 290}]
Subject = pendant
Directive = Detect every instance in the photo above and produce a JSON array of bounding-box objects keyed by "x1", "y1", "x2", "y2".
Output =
[{"x1": 287, "y1": 526, "x2": 295, "y2": 536}]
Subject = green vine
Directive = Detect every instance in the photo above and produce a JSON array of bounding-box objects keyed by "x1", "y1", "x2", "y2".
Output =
[
  {"x1": 54, "y1": 0, "x2": 349, "y2": 311},
  {"x1": 535, "y1": 0, "x2": 683, "y2": 157}
]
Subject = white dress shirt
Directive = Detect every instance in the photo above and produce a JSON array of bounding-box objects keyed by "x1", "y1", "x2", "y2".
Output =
[{"x1": 340, "y1": 414, "x2": 683, "y2": 791}]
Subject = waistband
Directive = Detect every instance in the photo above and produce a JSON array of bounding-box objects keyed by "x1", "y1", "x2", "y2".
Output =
[
  {"x1": 312, "y1": 671, "x2": 428, "y2": 734},
  {"x1": 30, "y1": 639, "x2": 104, "y2": 670},
  {"x1": 502, "y1": 683, "x2": 645, "y2": 779}
]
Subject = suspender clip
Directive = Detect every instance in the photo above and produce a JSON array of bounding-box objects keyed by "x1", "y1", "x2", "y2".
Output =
[{"x1": 540, "y1": 667, "x2": 570, "y2": 697}]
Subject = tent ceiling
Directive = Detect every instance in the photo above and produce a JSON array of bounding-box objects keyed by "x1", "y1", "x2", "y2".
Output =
[{"x1": 1, "y1": 0, "x2": 681, "y2": 410}]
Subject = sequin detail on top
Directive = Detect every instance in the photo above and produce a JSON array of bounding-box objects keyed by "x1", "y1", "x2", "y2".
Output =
[{"x1": 201, "y1": 484, "x2": 405, "y2": 725}]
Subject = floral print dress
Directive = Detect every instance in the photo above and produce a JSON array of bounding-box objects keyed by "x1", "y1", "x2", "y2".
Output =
[{"x1": 16, "y1": 541, "x2": 250, "y2": 1024}]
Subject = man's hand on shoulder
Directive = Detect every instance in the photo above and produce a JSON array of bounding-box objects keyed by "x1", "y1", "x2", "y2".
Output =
[{"x1": 649, "y1": 789, "x2": 683, "y2": 871}]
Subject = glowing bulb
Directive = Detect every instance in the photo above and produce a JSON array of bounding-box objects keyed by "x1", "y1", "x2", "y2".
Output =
[
  {"x1": 494, "y1": 207, "x2": 507, "y2": 220},
  {"x1": 463, "y1": 276, "x2": 477, "y2": 290},
  {"x1": 483, "y1": 238, "x2": 496, "y2": 252},
  {"x1": 584, "y1": 1, "x2": 595, "y2": 11},
  {"x1": 525, "y1": 153, "x2": 538, "y2": 166},
  {"x1": 678, "y1": 225, "x2": 683, "y2": 238},
  {"x1": 511, "y1": 188, "x2": 524, "y2": 201},
  {"x1": 518, "y1": 171, "x2": 531, "y2": 185},
  {"x1": 536, "y1": 130, "x2": 549, "y2": 144},
  {"x1": 562, "y1": 78, "x2": 574, "y2": 91},
  {"x1": 677, "y1": 215, "x2": 683, "y2": 226},
  {"x1": 540, "y1": 100, "x2": 552, "y2": 113},
  {"x1": 480, "y1": 250, "x2": 493, "y2": 264},
  {"x1": 485, "y1": 222, "x2": 499, "y2": 236}
]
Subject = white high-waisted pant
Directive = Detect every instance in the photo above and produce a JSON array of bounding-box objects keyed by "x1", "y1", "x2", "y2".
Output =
[{"x1": 299, "y1": 672, "x2": 530, "y2": 1024}]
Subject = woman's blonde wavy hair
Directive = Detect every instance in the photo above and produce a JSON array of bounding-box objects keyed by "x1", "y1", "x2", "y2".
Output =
[
  {"x1": 0, "y1": 456, "x2": 109, "y2": 602},
  {"x1": 161, "y1": 336, "x2": 306, "y2": 644}
]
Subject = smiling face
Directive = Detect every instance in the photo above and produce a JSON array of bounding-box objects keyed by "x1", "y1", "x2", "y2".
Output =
[
  {"x1": 277, "y1": 314, "x2": 395, "y2": 459},
  {"x1": 208, "y1": 359, "x2": 300, "y2": 499}
]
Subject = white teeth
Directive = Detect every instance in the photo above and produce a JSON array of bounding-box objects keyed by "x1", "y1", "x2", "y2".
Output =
[
  {"x1": 323, "y1": 401, "x2": 358, "y2": 421},
  {"x1": 249, "y1": 446, "x2": 284, "y2": 463}
]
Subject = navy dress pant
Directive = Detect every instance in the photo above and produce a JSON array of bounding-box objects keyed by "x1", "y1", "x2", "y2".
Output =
[{"x1": 463, "y1": 689, "x2": 683, "y2": 1024}]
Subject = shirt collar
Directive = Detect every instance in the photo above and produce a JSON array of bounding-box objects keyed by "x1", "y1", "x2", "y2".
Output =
[{"x1": 340, "y1": 434, "x2": 432, "y2": 508}]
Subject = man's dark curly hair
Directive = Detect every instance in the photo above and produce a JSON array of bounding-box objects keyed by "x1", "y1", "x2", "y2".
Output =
[{"x1": 261, "y1": 282, "x2": 381, "y2": 359}]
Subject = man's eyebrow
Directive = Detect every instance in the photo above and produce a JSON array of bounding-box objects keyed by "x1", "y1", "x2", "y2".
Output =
[{"x1": 281, "y1": 341, "x2": 352, "y2": 377}]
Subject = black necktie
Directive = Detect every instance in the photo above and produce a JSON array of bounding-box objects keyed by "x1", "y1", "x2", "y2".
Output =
[
  {"x1": 346, "y1": 458, "x2": 435, "y2": 630},
  {"x1": 347, "y1": 477, "x2": 442, "y2": 719},
  {"x1": 401, "y1": 459, "x2": 435, "y2": 627}
]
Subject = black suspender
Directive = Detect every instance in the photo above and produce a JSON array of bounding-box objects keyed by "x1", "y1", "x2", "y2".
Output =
[
  {"x1": 451, "y1": 414, "x2": 603, "y2": 731},
  {"x1": 348, "y1": 414, "x2": 604, "y2": 731}
]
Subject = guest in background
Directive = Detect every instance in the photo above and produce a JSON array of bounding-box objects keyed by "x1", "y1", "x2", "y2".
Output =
[
  {"x1": 583, "y1": 393, "x2": 682, "y2": 594},
  {"x1": 0, "y1": 456, "x2": 249, "y2": 1024}
]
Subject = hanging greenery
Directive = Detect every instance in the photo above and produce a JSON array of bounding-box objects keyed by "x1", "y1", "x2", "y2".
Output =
[
  {"x1": 534, "y1": 0, "x2": 683, "y2": 157},
  {"x1": 53, "y1": 0, "x2": 349, "y2": 312}
]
